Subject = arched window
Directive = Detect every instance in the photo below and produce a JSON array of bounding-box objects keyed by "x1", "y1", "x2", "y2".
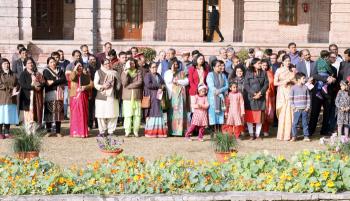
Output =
[{"x1": 279, "y1": 0, "x2": 298, "y2": 25}]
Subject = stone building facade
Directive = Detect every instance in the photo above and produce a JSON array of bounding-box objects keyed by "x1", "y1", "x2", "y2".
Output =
[{"x1": 0, "y1": 0, "x2": 349, "y2": 63}]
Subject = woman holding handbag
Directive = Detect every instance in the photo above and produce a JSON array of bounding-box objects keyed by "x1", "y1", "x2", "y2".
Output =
[
  {"x1": 143, "y1": 62, "x2": 167, "y2": 138},
  {"x1": 43, "y1": 57, "x2": 67, "y2": 137}
]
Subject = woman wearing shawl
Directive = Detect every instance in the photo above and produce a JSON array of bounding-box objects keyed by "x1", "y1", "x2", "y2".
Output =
[
  {"x1": 43, "y1": 57, "x2": 67, "y2": 137},
  {"x1": 206, "y1": 60, "x2": 228, "y2": 132},
  {"x1": 69, "y1": 61, "x2": 93, "y2": 138},
  {"x1": 164, "y1": 58, "x2": 189, "y2": 136},
  {"x1": 121, "y1": 58, "x2": 143, "y2": 137},
  {"x1": 94, "y1": 59, "x2": 121, "y2": 137},
  {"x1": 19, "y1": 58, "x2": 45, "y2": 132}
]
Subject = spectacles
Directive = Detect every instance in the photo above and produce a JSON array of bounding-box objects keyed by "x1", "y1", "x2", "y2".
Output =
[{"x1": 330, "y1": 56, "x2": 336, "y2": 59}]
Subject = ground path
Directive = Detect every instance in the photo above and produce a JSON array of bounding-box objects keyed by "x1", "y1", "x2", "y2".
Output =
[{"x1": 0, "y1": 121, "x2": 325, "y2": 168}]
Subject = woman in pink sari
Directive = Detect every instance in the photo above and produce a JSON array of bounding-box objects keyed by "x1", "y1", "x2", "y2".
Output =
[{"x1": 69, "y1": 61, "x2": 93, "y2": 138}]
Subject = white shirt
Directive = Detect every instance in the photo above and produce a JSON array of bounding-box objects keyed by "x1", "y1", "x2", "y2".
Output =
[
  {"x1": 305, "y1": 60, "x2": 311, "y2": 77},
  {"x1": 334, "y1": 55, "x2": 344, "y2": 75}
]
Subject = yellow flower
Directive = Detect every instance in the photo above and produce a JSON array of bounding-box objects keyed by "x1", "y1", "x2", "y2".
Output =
[
  {"x1": 303, "y1": 150, "x2": 310, "y2": 156},
  {"x1": 327, "y1": 180, "x2": 335, "y2": 188},
  {"x1": 159, "y1": 162, "x2": 165, "y2": 169},
  {"x1": 58, "y1": 177, "x2": 65, "y2": 184},
  {"x1": 322, "y1": 171, "x2": 330, "y2": 179},
  {"x1": 31, "y1": 180, "x2": 36, "y2": 185},
  {"x1": 213, "y1": 162, "x2": 220, "y2": 167},
  {"x1": 315, "y1": 182, "x2": 321, "y2": 188},
  {"x1": 277, "y1": 155, "x2": 285, "y2": 162},
  {"x1": 230, "y1": 152, "x2": 237, "y2": 158},
  {"x1": 47, "y1": 186, "x2": 53, "y2": 193},
  {"x1": 308, "y1": 166, "x2": 314, "y2": 174},
  {"x1": 133, "y1": 175, "x2": 140, "y2": 182},
  {"x1": 315, "y1": 154, "x2": 321, "y2": 160},
  {"x1": 34, "y1": 161, "x2": 39, "y2": 169}
]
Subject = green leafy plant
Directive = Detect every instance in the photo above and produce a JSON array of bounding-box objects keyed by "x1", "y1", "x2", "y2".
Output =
[
  {"x1": 211, "y1": 132, "x2": 238, "y2": 153},
  {"x1": 139, "y1": 47, "x2": 157, "y2": 63},
  {"x1": 236, "y1": 48, "x2": 249, "y2": 62},
  {"x1": 12, "y1": 124, "x2": 45, "y2": 153}
]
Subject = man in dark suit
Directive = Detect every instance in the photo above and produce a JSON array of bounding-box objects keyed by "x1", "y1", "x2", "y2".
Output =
[
  {"x1": 296, "y1": 49, "x2": 316, "y2": 80},
  {"x1": 208, "y1": 6, "x2": 224, "y2": 42},
  {"x1": 12, "y1": 47, "x2": 28, "y2": 79},
  {"x1": 338, "y1": 48, "x2": 350, "y2": 81}
]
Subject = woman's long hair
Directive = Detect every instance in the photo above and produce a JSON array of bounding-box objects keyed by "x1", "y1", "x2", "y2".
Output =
[
  {"x1": 248, "y1": 58, "x2": 261, "y2": 72},
  {"x1": 0, "y1": 58, "x2": 13, "y2": 75}
]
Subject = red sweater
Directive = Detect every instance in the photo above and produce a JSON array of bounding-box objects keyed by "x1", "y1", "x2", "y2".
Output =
[{"x1": 188, "y1": 65, "x2": 209, "y2": 96}]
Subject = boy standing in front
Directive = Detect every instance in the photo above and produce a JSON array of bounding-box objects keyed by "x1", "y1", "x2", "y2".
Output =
[{"x1": 290, "y1": 72, "x2": 311, "y2": 142}]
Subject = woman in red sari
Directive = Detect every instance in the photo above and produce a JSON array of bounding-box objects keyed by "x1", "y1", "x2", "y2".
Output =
[
  {"x1": 261, "y1": 59, "x2": 275, "y2": 137},
  {"x1": 69, "y1": 61, "x2": 93, "y2": 138}
]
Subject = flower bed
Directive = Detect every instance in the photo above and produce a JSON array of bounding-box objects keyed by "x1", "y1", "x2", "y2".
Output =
[{"x1": 1, "y1": 150, "x2": 350, "y2": 195}]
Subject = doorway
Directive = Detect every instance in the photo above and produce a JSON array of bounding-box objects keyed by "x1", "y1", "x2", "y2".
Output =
[
  {"x1": 32, "y1": 0, "x2": 64, "y2": 40},
  {"x1": 203, "y1": 0, "x2": 221, "y2": 42},
  {"x1": 113, "y1": 0, "x2": 143, "y2": 40}
]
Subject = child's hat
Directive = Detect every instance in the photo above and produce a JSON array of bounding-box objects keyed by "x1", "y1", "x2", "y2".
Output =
[{"x1": 197, "y1": 84, "x2": 208, "y2": 92}]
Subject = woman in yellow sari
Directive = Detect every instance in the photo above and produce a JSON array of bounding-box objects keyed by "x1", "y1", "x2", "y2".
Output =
[{"x1": 274, "y1": 55, "x2": 296, "y2": 141}]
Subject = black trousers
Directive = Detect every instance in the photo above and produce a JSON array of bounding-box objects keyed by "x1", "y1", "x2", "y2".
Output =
[
  {"x1": 309, "y1": 95, "x2": 331, "y2": 135},
  {"x1": 46, "y1": 121, "x2": 61, "y2": 134},
  {"x1": 0, "y1": 124, "x2": 10, "y2": 134},
  {"x1": 209, "y1": 26, "x2": 224, "y2": 41},
  {"x1": 88, "y1": 98, "x2": 98, "y2": 128}
]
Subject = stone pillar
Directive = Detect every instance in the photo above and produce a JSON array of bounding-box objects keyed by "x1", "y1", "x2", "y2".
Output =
[
  {"x1": 221, "y1": 0, "x2": 234, "y2": 42},
  {"x1": 98, "y1": 0, "x2": 113, "y2": 44},
  {"x1": 74, "y1": 0, "x2": 93, "y2": 42},
  {"x1": 0, "y1": 1, "x2": 19, "y2": 40},
  {"x1": 166, "y1": 0, "x2": 203, "y2": 42},
  {"x1": 329, "y1": 0, "x2": 350, "y2": 44},
  {"x1": 19, "y1": 0, "x2": 32, "y2": 40},
  {"x1": 142, "y1": 0, "x2": 156, "y2": 41},
  {"x1": 242, "y1": 0, "x2": 280, "y2": 43}
]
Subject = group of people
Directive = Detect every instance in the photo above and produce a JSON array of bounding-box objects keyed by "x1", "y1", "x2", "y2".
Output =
[{"x1": 0, "y1": 42, "x2": 350, "y2": 142}]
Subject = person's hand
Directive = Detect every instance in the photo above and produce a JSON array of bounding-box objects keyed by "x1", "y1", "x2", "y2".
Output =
[
  {"x1": 74, "y1": 63, "x2": 80, "y2": 71},
  {"x1": 102, "y1": 83, "x2": 110, "y2": 89},
  {"x1": 35, "y1": 86, "x2": 41, "y2": 91},
  {"x1": 304, "y1": 108, "x2": 309, "y2": 112},
  {"x1": 326, "y1": 77, "x2": 333, "y2": 84},
  {"x1": 198, "y1": 104, "x2": 202, "y2": 109},
  {"x1": 241, "y1": 115, "x2": 245, "y2": 124},
  {"x1": 81, "y1": 86, "x2": 86, "y2": 91},
  {"x1": 308, "y1": 77, "x2": 314, "y2": 83},
  {"x1": 224, "y1": 113, "x2": 228, "y2": 118},
  {"x1": 47, "y1": 80, "x2": 54, "y2": 86}
]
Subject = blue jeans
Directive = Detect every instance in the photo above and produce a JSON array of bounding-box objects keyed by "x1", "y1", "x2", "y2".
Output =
[
  {"x1": 292, "y1": 110, "x2": 309, "y2": 137},
  {"x1": 63, "y1": 86, "x2": 69, "y2": 117}
]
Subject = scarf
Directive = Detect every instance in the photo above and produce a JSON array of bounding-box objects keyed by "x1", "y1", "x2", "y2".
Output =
[
  {"x1": 316, "y1": 58, "x2": 332, "y2": 74},
  {"x1": 213, "y1": 72, "x2": 224, "y2": 112}
]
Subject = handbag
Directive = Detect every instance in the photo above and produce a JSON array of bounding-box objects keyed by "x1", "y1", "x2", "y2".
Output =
[
  {"x1": 161, "y1": 90, "x2": 170, "y2": 110},
  {"x1": 141, "y1": 95, "x2": 151, "y2": 109},
  {"x1": 56, "y1": 86, "x2": 64, "y2": 101}
]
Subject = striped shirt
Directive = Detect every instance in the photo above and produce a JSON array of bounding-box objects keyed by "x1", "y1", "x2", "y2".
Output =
[{"x1": 289, "y1": 85, "x2": 310, "y2": 110}]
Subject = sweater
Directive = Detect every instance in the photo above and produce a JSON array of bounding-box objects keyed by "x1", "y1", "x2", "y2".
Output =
[{"x1": 289, "y1": 84, "x2": 310, "y2": 110}]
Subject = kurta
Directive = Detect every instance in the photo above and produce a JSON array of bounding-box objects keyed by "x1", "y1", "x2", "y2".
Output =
[
  {"x1": 143, "y1": 72, "x2": 167, "y2": 138},
  {"x1": 206, "y1": 72, "x2": 229, "y2": 125},
  {"x1": 164, "y1": 70, "x2": 189, "y2": 136},
  {"x1": 226, "y1": 92, "x2": 245, "y2": 126},
  {"x1": 19, "y1": 70, "x2": 45, "y2": 125},
  {"x1": 265, "y1": 69, "x2": 276, "y2": 122},
  {"x1": 190, "y1": 95, "x2": 209, "y2": 127},
  {"x1": 0, "y1": 72, "x2": 19, "y2": 125},
  {"x1": 335, "y1": 90, "x2": 350, "y2": 125},
  {"x1": 274, "y1": 66, "x2": 295, "y2": 141}
]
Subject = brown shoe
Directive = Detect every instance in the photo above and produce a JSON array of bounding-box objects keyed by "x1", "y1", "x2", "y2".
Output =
[
  {"x1": 56, "y1": 133, "x2": 63, "y2": 137},
  {"x1": 290, "y1": 137, "x2": 297, "y2": 142}
]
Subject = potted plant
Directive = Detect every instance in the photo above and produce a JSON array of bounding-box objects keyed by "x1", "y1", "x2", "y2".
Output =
[
  {"x1": 211, "y1": 132, "x2": 238, "y2": 162},
  {"x1": 12, "y1": 124, "x2": 45, "y2": 160},
  {"x1": 96, "y1": 136, "x2": 124, "y2": 157}
]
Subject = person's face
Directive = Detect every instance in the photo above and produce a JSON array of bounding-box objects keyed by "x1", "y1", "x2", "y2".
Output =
[
  {"x1": 1, "y1": 62, "x2": 10, "y2": 72},
  {"x1": 197, "y1": 56, "x2": 204, "y2": 66},
  {"x1": 159, "y1": 52, "x2": 166, "y2": 60},
  {"x1": 230, "y1": 84, "x2": 238, "y2": 93},
  {"x1": 283, "y1": 58, "x2": 291, "y2": 68},
  {"x1": 299, "y1": 76, "x2": 306, "y2": 85},
  {"x1": 329, "y1": 53, "x2": 337, "y2": 64},
  {"x1": 235, "y1": 68, "x2": 243, "y2": 78},
  {"x1": 119, "y1": 54, "x2": 127, "y2": 64},
  {"x1": 289, "y1": 45, "x2": 297, "y2": 54},
  {"x1": 74, "y1": 52, "x2": 81, "y2": 61},
  {"x1": 330, "y1": 46, "x2": 338, "y2": 55},
  {"x1": 53, "y1": 55, "x2": 60, "y2": 62},
  {"x1": 198, "y1": 88, "x2": 207, "y2": 96},
  {"x1": 82, "y1": 47, "x2": 89, "y2": 56},
  {"x1": 20, "y1": 51, "x2": 28, "y2": 59},
  {"x1": 254, "y1": 61, "x2": 262, "y2": 70},
  {"x1": 126, "y1": 54, "x2": 132, "y2": 59},
  {"x1": 131, "y1": 48, "x2": 138, "y2": 57},
  {"x1": 233, "y1": 58, "x2": 240, "y2": 65},
  {"x1": 182, "y1": 54, "x2": 190, "y2": 62},
  {"x1": 49, "y1": 59, "x2": 57, "y2": 69},
  {"x1": 344, "y1": 54, "x2": 350, "y2": 62},
  {"x1": 261, "y1": 62, "x2": 269, "y2": 71},
  {"x1": 129, "y1": 61, "x2": 136, "y2": 69},
  {"x1": 26, "y1": 59, "x2": 34, "y2": 71},
  {"x1": 167, "y1": 51, "x2": 175, "y2": 60},
  {"x1": 270, "y1": 55, "x2": 277, "y2": 64},
  {"x1": 58, "y1": 52, "x2": 64, "y2": 60},
  {"x1": 214, "y1": 63, "x2": 221, "y2": 73},
  {"x1": 227, "y1": 52, "x2": 234, "y2": 60},
  {"x1": 220, "y1": 50, "x2": 227, "y2": 59},
  {"x1": 341, "y1": 84, "x2": 347, "y2": 91},
  {"x1": 77, "y1": 63, "x2": 83, "y2": 73},
  {"x1": 105, "y1": 44, "x2": 112, "y2": 53},
  {"x1": 172, "y1": 62, "x2": 179, "y2": 71},
  {"x1": 88, "y1": 57, "x2": 96, "y2": 66},
  {"x1": 219, "y1": 63, "x2": 225, "y2": 72},
  {"x1": 150, "y1": 64, "x2": 157, "y2": 74},
  {"x1": 302, "y1": 51, "x2": 311, "y2": 61},
  {"x1": 104, "y1": 60, "x2": 111, "y2": 69}
]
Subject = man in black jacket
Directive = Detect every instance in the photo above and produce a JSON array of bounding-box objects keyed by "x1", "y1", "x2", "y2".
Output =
[
  {"x1": 338, "y1": 49, "x2": 350, "y2": 81},
  {"x1": 208, "y1": 6, "x2": 224, "y2": 42}
]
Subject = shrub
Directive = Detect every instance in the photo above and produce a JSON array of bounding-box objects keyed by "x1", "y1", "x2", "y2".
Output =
[{"x1": 139, "y1": 47, "x2": 157, "y2": 63}]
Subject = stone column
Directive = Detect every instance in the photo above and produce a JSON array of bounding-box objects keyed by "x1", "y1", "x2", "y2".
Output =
[
  {"x1": 242, "y1": 0, "x2": 280, "y2": 43},
  {"x1": 166, "y1": 0, "x2": 203, "y2": 42},
  {"x1": 142, "y1": 0, "x2": 156, "y2": 41},
  {"x1": 19, "y1": 0, "x2": 32, "y2": 40},
  {"x1": 74, "y1": 0, "x2": 93, "y2": 42},
  {"x1": 98, "y1": 0, "x2": 113, "y2": 43},
  {"x1": 329, "y1": 0, "x2": 350, "y2": 44},
  {"x1": 0, "y1": 1, "x2": 20, "y2": 40},
  {"x1": 221, "y1": 0, "x2": 234, "y2": 42}
]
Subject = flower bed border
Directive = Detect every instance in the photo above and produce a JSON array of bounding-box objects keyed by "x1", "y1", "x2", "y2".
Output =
[{"x1": 1, "y1": 191, "x2": 350, "y2": 201}]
